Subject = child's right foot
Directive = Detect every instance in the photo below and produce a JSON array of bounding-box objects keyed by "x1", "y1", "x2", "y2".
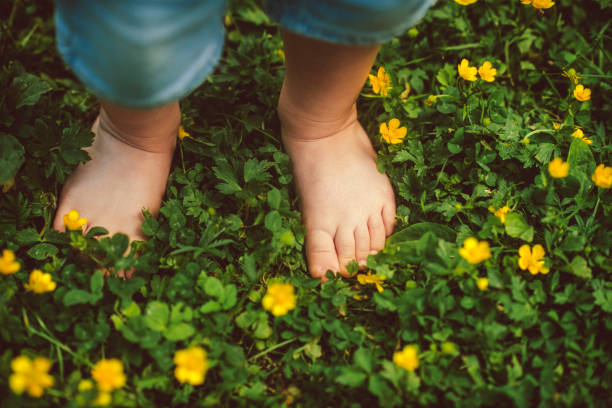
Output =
[{"x1": 52, "y1": 103, "x2": 179, "y2": 240}]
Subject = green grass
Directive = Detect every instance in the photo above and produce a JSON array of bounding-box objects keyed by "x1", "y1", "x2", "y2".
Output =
[{"x1": 1, "y1": 0, "x2": 611, "y2": 406}]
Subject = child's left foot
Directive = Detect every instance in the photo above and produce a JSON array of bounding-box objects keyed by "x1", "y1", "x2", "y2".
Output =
[{"x1": 279, "y1": 103, "x2": 396, "y2": 278}]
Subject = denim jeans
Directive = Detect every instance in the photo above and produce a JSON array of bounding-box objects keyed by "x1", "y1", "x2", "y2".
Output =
[{"x1": 55, "y1": 0, "x2": 435, "y2": 107}]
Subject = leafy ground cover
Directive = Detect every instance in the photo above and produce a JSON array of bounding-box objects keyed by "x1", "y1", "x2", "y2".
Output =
[{"x1": 1, "y1": 0, "x2": 612, "y2": 406}]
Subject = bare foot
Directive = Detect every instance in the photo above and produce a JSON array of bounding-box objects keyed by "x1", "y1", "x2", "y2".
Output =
[
  {"x1": 53, "y1": 107, "x2": 177, "y2": 240},
  {"x1": 279, "y1": 103, "x2": 396, "y2": 278}
]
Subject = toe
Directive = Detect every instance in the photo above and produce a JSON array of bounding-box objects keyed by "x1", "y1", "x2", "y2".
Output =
[
  {"x1": 368, "y1": 214, "x2": 386, "y2": 253},
  {"x1": 335, "y1": 227, "x2": 357, "y2": 277},
  {"x1": 306, "y1": 228, "x2": 340, "y2": 279},
  {"x1": 354, "y1": 224, "x2": 370, "y2": 269},
  {"x1": 382, "y1": 202, "x2": 396, "y2": 237}
]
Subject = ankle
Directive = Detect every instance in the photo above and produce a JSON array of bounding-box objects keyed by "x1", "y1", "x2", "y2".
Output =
[
  {"x1": 98, "y1": 101, "x2": 180, "y2": 153},
  {"x1": 277, "y1": 83, "x2": 357, "y2": 141}
]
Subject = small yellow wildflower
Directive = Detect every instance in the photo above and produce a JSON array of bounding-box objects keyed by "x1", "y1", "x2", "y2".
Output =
[
  {"x1": 24, "y1": 270, "x2": 57, "y2": 293},
  {"x1": 178, "y1": 125, "x2": 190, "y2": 141},
  {"x1": 63, "y1": 210, "x2": 87, "y2": 231},
  {"x1": 380, "y1": 118, "x2": 407, "y2": 144},
  {"x1": 522, "y1": 0, "x2": 555, "y2": 12},
  {"x1": 592, "y1": 164, "x2": 612, "y2": 188},
  {"x1": 548, "y1": 157, "x2": 569, "y2": 178},
  {"x1": 368, "y1": 67, "x2": 391, "y2": 96},
  {"x1": 262, "y1": 282, "x2": 297, "y2": 316},
  {"x1": 518, "y1": 244, "x2": 549, "y2": 275},
  {"x1": 94, "y1": 391, "x2": 112, "y2": 406},
  {"x1": 9, "y1": 356, "x2": 54, "y2": 397},
  {"x1": 455, "y1": 0, "x2": 477, "y2": 5},
  {"x1": 476, "y1": 277, "x2": 489, "y2": 291},
  {"x1": 174, "y1": 346, "x2": 209, "y2": 386},
  {"x1": 459, "y1": 238, "x2": 492, "y2": 265},
  {"x1": 478, "y1": 61, "x2": 497, "y2": 82},
  {"x1": 553, "y1": 123, "x2": 561, "y2": 130},
  {"x1": 488, "y1": 206, "x2": 510, "y2": 224},
  {"x1": 562, "y1": 69, "x2": 581, "y2": 85},
  {"x1": 356, "y1": 271, "x2": 386, "y2": 292},
  {"x1": 78, "y1": 379, "x2": 94, "y2": 391},
  {"x1": 0, "y1": 248, "x2": 20, "y2": 275},
  {"x1": 276, "y1": 49, "x2": 285, "y2": 62},
  {"x1": 573, "y1": 84, "x2": 591, "y2": 102},
  {"x1": 571, "y1": 128, "x2": 593, "y2": 145},
  {"x1": 458, "y1": 59, "x2": 477, "y2": 81},
  {"x1": 393, "y1": 345, "x2": 419, "y2": 371},
  {"x1": 92, "y1": 359, "x2": 126, "y2": 392}
]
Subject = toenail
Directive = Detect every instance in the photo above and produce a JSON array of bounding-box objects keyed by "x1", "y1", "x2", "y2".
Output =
[
  {"x1": 358, "y1": 260, "x2": 367, "y2": 267},
  {"x1": 369, "y1": 250, "x2": 378, "y2": 255}
]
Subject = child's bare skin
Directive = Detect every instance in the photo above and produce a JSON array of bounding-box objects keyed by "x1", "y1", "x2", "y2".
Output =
[
  {"x1": 279, "y1": 31, "x2": 396, "y2": 278},
  {"x1": 53, "y1": 32, "x2": 396, "y2": 279},
  {"x1": 52, "y1": 102, "x2": 179, "y2": 239}
]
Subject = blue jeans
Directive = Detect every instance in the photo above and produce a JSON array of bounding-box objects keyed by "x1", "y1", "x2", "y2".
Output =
[{"x1": 55, "y1": 0, "x2": 435, "y2": 108}]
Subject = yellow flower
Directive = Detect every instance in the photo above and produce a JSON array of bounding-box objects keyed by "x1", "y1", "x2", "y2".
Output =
[
  {"x1": 518, "y1": 244, "x2": 549, "y2": 275},
  {"x1": 380, "y1": 118, "x2": 407, "y2": 144},
  {"x1": 178, "y1": 125, "x2": 190, "y2": 141},
  {"x1": 592, "y1": 164, "x2": 612, "y2": 188},
  {"x1": 92, "y1": 359, "x2": 126, "y2": 392},
  {"x1": 368, "y1": 67, "x2": 391, "y2": 96},
  {"x1": 356, "y1": 271, "x2": 386, "y2": 292},
  {"x1": 393, "y1": 345, "x2": 419, "y2": 371},
  {"x1": 548, "y1": 157, "x2": 569, "y2": 178},
  {"x1": 174, "y1": 346, "x2": 209, "y2": 385},
  {"x1": 459, "y1": 238, "x2": 492, "y2": 264},
  {"x1": 573, "y1": 84, "x2": 591, "y2": 101},
  {"x1": 262, "y1": 282, "x2": 297, "y2": 316},
  {"x1": 78, "y1": 379, "x2": 94, "y2": 391},
  {"x1": 522, "y1": 0, "x2": 555, "y2": 11},
  {"x1": 63, "y1": 210, "x2": 87, "y2": 231},
  {"x1": 562, "y1": 69, "x2": 581, "y2": 85},
  {"x1": 455, "y1": 0, "x2": 477, "y2": 5},
  {"x1": 571, "y1": 128, "x2": 592, "y2": 144},
  {"x1": 488, "y1": 205, "x2": 510, "y2": 224},
  {"x1": 24, "y1": 270, "x2": 57, "y2": 293},
  {"x1": 457, "y1": 59, "x2": 477, "y2": 81},
  {"x1": 9, "y1": 356, "x2": 54, "y2": 397},
  {"x1": 94, "y1": 391, "x2": 112, "y2": 406},
  {"x1": 478, "y1": 61, "x2": 497, "y2": 82},
  {"x1": 0, "y1": 248, "x2": 20, "y2": 275},
  {"x1": 476, "y1": 277, "x2": 489, "y2": 291},
  {"x1": 553, "y1": 122, "x2": 561, "y2": 130}
]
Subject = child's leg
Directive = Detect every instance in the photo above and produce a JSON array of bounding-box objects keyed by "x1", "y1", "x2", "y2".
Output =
[
  {"x1": 52, "y1": 101, "x2": 179, "y2": 239},
  {"x1": 52, "y1": 0, "x2": 226, "y2": 238},
  {"x1": 267, "y1": 0, "x2": 435, "y2": 277},
  {"x1": 278, "y1": 31, "x2": 395, "y2": 278}
]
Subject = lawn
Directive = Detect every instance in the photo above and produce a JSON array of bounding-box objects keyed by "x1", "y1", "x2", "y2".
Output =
[{"x1": 1, "y1": 0, "x2": 611, "y2": 406}]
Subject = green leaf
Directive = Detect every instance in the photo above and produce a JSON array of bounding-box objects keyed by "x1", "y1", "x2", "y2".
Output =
[
  {"x1": 267, "y1": 188, "x2": 281, "y2": 210},
  {"x1": 567, "y1": 138, "x2": 596, "y2": 175},
  {"x1": 353, "y1": 348, "x2": 373, "y2": 373},
  {"x1": 0, "y1": 133, "x2": 25, "y2": 183},
  {"x1": 12, "y1": 73, "x2": 52, "y2": 109},
  {"x1": 27, "y1": 243, "x2": 58, "y2": 260},
  {"x1": 203, "y1": 276, "x2": 223, "y2": 298},
  {"x1": 388, "y1": 222, "x2": 456, "y2": 244},
  {"x1": 563, "y1": 256, "x2": 592, "y2": 279},
  {"x1": 63, "y1": 289, "x2": 95, "y2": 306},
  {"x1": 90, "y1": 270, "x2": 104, "y2": 294},
  {"x1": 164, "y1": 323, "x2": 195, "y2": 341},
  {"x1": 264, "y1": 210, "x2": 282, "y2": 232},
  {"x1": 336, "y1": 368, "x2": 367, "y2": 387},
  {"x1": 504, "y1": 213, "x2": 534, "y2": 242},
  {"x1": 144, "y1": 301, "x2": 169, "y2": 332},
  {"x1": 200, "y1": 300, "x2": 221, "y2": 314}
]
